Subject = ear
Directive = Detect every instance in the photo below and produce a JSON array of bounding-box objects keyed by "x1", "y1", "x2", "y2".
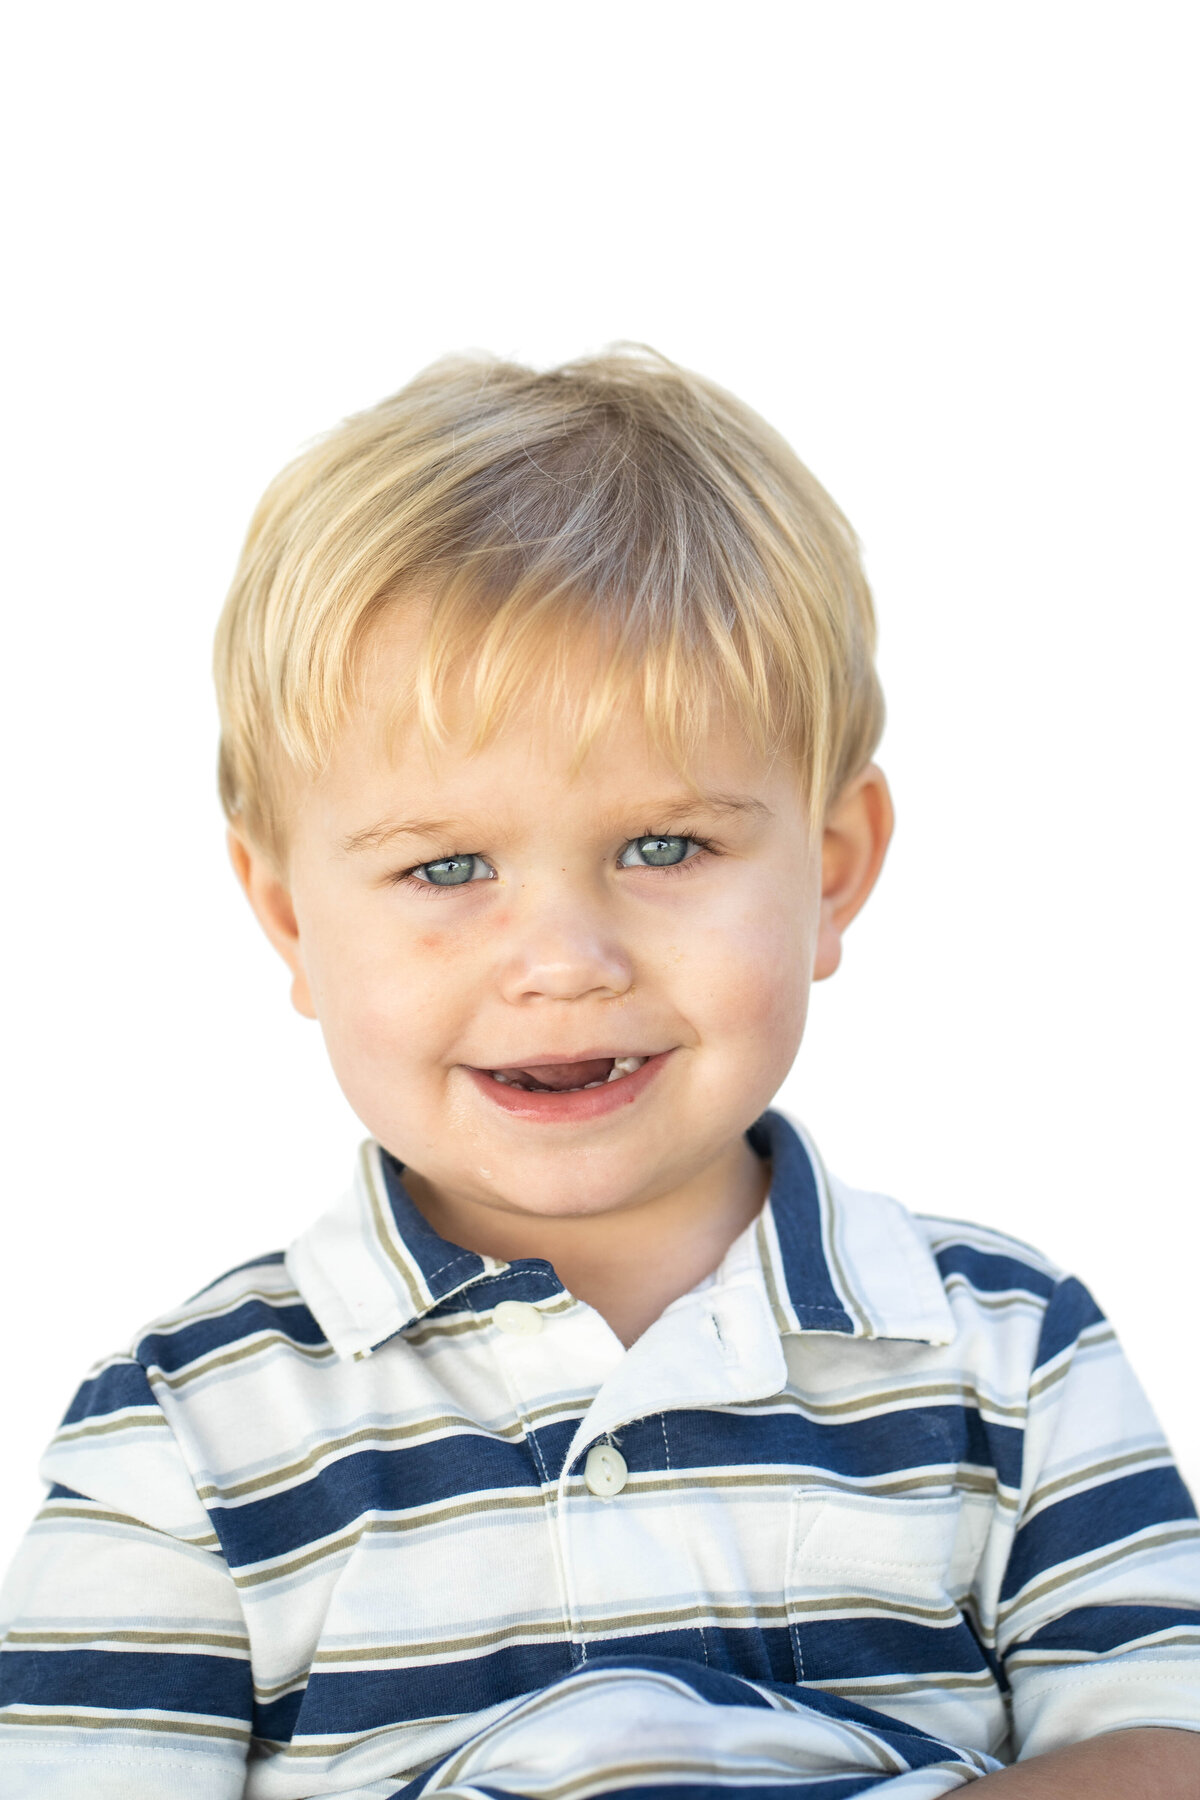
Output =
[
  {"x1": 812, "y1": 763, "x2": 894, "y2": 981},
  {"x1": 227, "y1": 828, "x2": 317, "y2": 1019}
]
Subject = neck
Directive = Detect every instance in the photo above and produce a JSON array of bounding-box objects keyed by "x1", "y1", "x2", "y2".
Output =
[{"x1": 404, "y1": 1138, "x2": 772, "y2": 1347}]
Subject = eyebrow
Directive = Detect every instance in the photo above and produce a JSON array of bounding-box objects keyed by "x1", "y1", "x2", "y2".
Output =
[{"x1": 338, "y1": 793, "x2": 772, "y2": 855}]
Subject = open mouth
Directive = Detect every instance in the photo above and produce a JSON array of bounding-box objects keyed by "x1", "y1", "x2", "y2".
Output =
[{"x1": 485, "y1": 1055, "x2": 646, "y2": 1094}]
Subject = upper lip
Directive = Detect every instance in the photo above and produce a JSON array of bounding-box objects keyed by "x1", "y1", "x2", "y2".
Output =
[{"x1": 469, "y1": 1047, "x2": 668, "y2": 1069}]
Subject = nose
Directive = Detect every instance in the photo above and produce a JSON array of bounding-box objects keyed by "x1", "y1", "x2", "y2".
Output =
[{"x1": 496, "y1": 890, "x2": 634, "y2": 1005}]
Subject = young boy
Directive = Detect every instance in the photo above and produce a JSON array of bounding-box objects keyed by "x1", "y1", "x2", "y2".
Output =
[{"x1": 2, "y1": 349, "x2": 1198, "y2": 1799}]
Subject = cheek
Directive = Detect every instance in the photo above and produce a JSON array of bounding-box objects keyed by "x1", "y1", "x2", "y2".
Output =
[
  {"x1": 679, "y1": 881, "x2": 815, "y2": 1041},
  {"x1": 416, "y1": 908, "x2": 513, "y2": 956}
]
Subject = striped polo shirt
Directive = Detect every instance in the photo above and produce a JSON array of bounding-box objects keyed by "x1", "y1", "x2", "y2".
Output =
[{"x1": 2, "y1": 1109, "x2": 1200, "y2": 1799}]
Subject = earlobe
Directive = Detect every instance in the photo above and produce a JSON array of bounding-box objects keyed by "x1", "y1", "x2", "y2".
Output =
[
  {"x1": 226, "y1": 828, "x2": 318, "y2": 1020},
  {"x1": 812, "y1": 764, "x2": 894, "y2": 982}
]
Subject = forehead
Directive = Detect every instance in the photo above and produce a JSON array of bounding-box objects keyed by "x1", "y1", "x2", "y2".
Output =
[{"x1": 309, "y1": 606, "x2": 800, "y2": 836}]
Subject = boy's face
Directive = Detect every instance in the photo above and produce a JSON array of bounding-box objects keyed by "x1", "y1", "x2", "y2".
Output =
[{"x1": 234, "y1": 610, "x2": 891, "y2": 1236}]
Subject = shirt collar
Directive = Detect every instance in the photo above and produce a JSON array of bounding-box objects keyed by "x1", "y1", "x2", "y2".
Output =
[{"x1": 287, "y1": 1108, "x2": 954, "y2": 1361}]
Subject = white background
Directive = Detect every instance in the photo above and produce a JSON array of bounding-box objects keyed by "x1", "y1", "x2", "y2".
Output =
[{"x1": 2, "y1": 4, "x2": 1197, "y2": 1570}]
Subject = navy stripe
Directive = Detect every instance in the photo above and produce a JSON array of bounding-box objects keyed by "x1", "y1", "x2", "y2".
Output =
[
  {"x1": 137, "y1": 1298, "x2": 327, "y2": 1374},
  {"x1": 0, "y1": 1649, "x2": 251, "y2": 1720},
  {"x1": 1032, "y1": 1276, "x2": 1107, "y2": 1370},
  {"x1": 292, "y1": 1640, "x2": 574, "y2": 1734},
  {"x1": 254, "y1": 1685, "x2": 306, "y2": 1742},
  {"x1": 212, "y1": 1432, "x2": 544, "y2": 1566},
  {"x1": 291, "y1": 1633, "x2": 779, "y2": 1738},
  {"x1": 379, "y1": 1154, "x2": 490, "y2": 1300},
  {"x1": 59, "y1": 1360, "x2": 157, "y2": 1428},
  {"x1": 797, "y1": 1616, "x2": 989, "y2": 1681},
  {"x1": 1014, "y1": 1603, "x2": 1200, "y2": 1654},
  {"x1": 579, "y1": 1404, "x2": 1024, "y2": 1492},
  {"x1": 933, "y1": 1245, "x2": 1056, "y2": 1302},
  {"x1": 690, "y1": 1623, "x2": 796, "y2": 1686},
  {"x1": 1001, "y1": 1467, "x2": 1199, "y2": 1600},
  {"x1": 749, "y1": 1116, "x2": 854, "y2": 1332}
]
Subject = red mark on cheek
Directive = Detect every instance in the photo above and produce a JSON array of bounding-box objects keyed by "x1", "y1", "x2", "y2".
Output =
[{"x1": 417, "y1": 910, "x2": 512, "y2": 955}]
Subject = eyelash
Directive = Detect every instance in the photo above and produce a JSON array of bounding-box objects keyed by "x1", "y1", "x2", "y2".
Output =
[{"x1": 387, "y1": 833, "x2": 719, "y2": 896}]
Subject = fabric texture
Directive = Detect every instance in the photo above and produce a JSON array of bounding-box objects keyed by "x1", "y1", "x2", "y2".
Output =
[{"x1": 2, "y1": 1109, "x2": 1199, "y2": 1799}]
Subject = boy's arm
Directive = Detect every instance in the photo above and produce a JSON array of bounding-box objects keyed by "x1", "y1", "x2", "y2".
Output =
[
  {"x1": 990, "y1": 1275, "x2": 1200, "y2": 1761},
  {"x1": 970, "y1": 1724, "x2": 1200, "y2": 1794},
  {"x1": 0, "y1": 1354, "x2": 252, "y2": 1798}
]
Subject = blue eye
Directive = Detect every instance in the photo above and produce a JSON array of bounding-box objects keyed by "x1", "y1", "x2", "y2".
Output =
[
  {"x1": 618, "y1": 835, "x2": 696, "y2": 868},
  {"x1": 412, "y1": 855, "x2": 493, "y2": 887}
]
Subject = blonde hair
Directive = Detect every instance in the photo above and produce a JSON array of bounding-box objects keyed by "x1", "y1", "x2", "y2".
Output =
[{"x1": 214, "y1": 345, "x2": 884, "y2": 865}]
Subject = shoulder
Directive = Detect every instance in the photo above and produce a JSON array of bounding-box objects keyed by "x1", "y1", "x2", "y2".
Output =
[
  {"x1": 125, "y1": 1250, "x2": 331, "y2": 1383},
  {"x1": 908, "y1": 1211, "x2": 1064, "y2": 1300},
  {"x1": 901, "y1": 1208, "x2": 1111, "y2": 1374}
]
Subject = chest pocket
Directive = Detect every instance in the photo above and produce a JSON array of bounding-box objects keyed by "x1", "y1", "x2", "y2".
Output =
[{"x1": 786, "y1": 1488, "x2": 989, "y2": 1692}]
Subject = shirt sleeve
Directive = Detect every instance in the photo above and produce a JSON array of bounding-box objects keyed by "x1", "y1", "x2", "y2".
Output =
[
  {"x1": 0, "y1": 1354, "x2": 252, "y2": 1799},
  {"x1": 996, "y1": 1275, "x2": 1200, "y2": 1758}
]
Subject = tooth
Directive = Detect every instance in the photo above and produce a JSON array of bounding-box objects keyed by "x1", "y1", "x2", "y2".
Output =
[
  {"x1": 606, "y1": 1055, "x2": 646, "y2": 1082},
  {"x1": 583, "y1": 1080, "x2": 605, "y2": 1089},
  {"x1": 491, "y1": 1072, "x2": 511, "y2": 1084}
]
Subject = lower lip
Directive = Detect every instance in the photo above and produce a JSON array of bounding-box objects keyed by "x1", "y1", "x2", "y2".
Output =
[{"x1": 465, "y1": 1051, "x2": 674, "y2": 1122}]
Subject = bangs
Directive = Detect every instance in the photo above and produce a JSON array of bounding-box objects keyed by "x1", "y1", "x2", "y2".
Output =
[
  {"x1": 384, "y1": 569, "x2": 810, "y2": 801},
  {"x1": 216, "y1": 347, "x2": 883, "y2": 865}
]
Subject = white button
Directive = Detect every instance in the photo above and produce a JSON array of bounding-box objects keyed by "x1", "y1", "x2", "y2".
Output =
[
  {"x1": 493, "y1": 1300, "x2": 544, "y2": 1337},
  {"x1": 584, "y1": 1443, "x2": 628, "y2": 1497}
]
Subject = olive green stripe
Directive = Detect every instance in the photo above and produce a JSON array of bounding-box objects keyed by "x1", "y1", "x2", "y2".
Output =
[
  {"x1": 755, "y1": 1213, "x2": 794, "y2": 1335},
  {"x1": 312, "y1": 1604, "x2": 791, "y2": 1664},
  {"x1": 1026, "y1": 1445, "x2": 1173, "y2": 1513},
  {"x1": 196, "y1": 1413, "x2": 527, "y2": 1503},
  {"x1": 404, "y1": 1292, "x2": 577, "y2": 1347},
  {"x1": 778, "y1": 1380, "x2": 1025, "y2": 1424},
  {"x1": 808, "y1": 1140, "x2": 872, "y2": 1337},
  {"x1": 4, "y1": 1628, "x2": 247, "y2": 1651},
  {"x1": 232, "y1": 1489, "x2": 548, "y2": 1589},
  {"x1": 149, "y1": 1285, "x2": 302, "y2": 1335},
  {"x1": 149, "y1": 1332, "x2": 336, "y2": 1394},
  {"x1": 1007, "y1": 1627, "x2": 1200, "y2": 1669},
  {"x1": 37, "y1": 1503, "x2": 222, "y2": 1549},
  {"x1": 402, "y1": 1314, "x2": 489, "y2": 1347},
  {"x1": 0, "y1": 1709, "x2": 249, "y2": 1743},
  {"x1": 579, "y1": 1467, "x2": 995, "y2": 1500},
  {"x1": 1028, "y1": 1325, "x2": 1117, "y2": 1400},
  {"x1": 361, "y1": 1140, "x2": 426, "y2": 1315},
  {"x1": 1027, "y1": 1359, "x2": 1070, "y2": 1403},
  {"x1": 200, "y1": 1393, "x2": 603, "y2": 1505},
  {"x1": 273, "y1": 1716, "x2": 459, "y2": 1757},
  {"x1": 941, "y1": 1279, "x2": 1046, "y2": 1314},
  {"x1": 998, "y1": 1523, "x2": 1200, "y2": 1626},
  {"x1": 818, "y1": 1671, "x2": 997, "y2": 1697},
  {"x1": 793, "y1": 1595, "x2": 960, "y2": 1623},
  {"x1": 39, "y1": 1504, "x2": 165, "y2": 1533},
  {"x1": 53, "y1": 1410, "x2": 166, "y2": 1444},
  {"x1": 309, "y1": 1594, "x2": 958, "y2": 1666}
]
